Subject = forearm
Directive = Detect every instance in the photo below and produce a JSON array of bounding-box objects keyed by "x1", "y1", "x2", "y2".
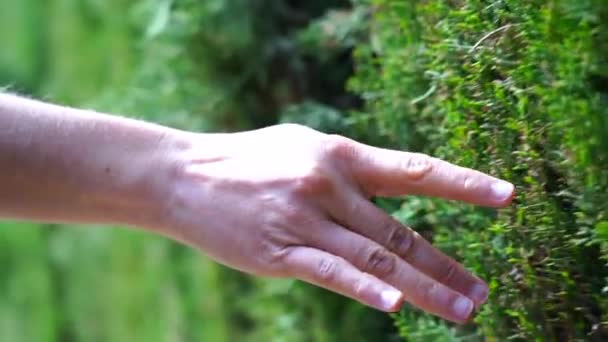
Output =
[{"x1": 0, "y1": 93, "x2": 186, "y2": 227}]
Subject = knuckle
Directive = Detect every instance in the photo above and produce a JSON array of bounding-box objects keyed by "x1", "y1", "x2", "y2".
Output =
[
  {"x1": 384, "y1": 221, "x2": 417, "y2": 258},
  {"x1": 315, "y1": 257, "x2": 338, "y2": 283},
  {"x1": 363, "y1": 247, "x2": 396, "y2": 278},
  {"x1": 258, "y1": 231, "x2": 284, "y2": 257},
  {"x1": 353, "y1": 274, "x2": 373, "y2": 297},
  {"x1": 293, "y1": 165, "x2": 334, "y2": 197},
  {"x1": 258, "y1": 242, "x2": 292, "y2": 276},
  {"x1": 260, "y1": 195, "x2": 306, "y2": 226},
  {"x1": 256, "y1": 225, "x2": 299, "y2": 275},
  {"x1": 439, "y1": 261, "x2": 459, "y2": 285},
  {"x1": 401, "y1": 153, "x2": 434, "y2": 181},
  {"x1": 322, "y1": 134, "x2": 358, "y2": 161}
]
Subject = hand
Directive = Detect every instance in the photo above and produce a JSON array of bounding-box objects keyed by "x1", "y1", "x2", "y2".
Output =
[{"x1": 157, "y1": 124, "x2": 514, "y2": 324}]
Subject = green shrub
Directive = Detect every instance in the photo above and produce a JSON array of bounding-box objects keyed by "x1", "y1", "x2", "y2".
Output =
[{"x1": 349, "y1": 0, "x2": 608, "y2": 340}]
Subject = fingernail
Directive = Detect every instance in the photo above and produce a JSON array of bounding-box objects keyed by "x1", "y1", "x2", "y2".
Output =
[
  {"x1": 453, "y1": 296, "x2": 474, "y2": 321},
  {"x1": 491, "y1": 181, "x2": 514, "y2": 202},
  {"x1": 380, "y1": 289, "x2": 403, "y2": 311},
  {"x1": 468, "y1": 283, "x2": 489, "y2": 304}
]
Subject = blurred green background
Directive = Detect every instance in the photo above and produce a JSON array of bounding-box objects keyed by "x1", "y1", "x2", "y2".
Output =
[
  {"x1": 1, "y1": 0, "x2": 608, "y2": 341},
  {"x1": 0, "y1": 1, "x2": 395, "y2": 341}
]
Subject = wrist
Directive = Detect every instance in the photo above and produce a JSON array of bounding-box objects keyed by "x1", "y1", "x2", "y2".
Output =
[
  {"x1": 132, "y1": 130, "x2": 231, "y2": 241},
  {"x1": 117, "y1": 127, "x2": 192, "y2": 230}
]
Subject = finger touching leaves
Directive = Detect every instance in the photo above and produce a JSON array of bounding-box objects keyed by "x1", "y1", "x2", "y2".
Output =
[
  {"x1": 301, "y1": 220, "x2": 481, "y2": 323},
  {"x1": 347, "y1": 142, "x2": 514, "y2": 207},
  {"x1": 326, "y1": 193, "x2": 489, "y2": 306}
]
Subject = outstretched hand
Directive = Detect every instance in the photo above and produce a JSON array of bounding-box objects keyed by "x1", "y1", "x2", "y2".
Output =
[{"x1": 161, "y1": 124, "x2": 514, "y2": 324}]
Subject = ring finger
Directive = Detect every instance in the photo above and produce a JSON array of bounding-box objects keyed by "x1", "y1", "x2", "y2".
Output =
[{"x1": 303, "y1": 219, "x2": 476, "y2": 323}]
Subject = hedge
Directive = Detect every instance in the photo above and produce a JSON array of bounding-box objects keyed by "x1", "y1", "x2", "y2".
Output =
[{"x1": 346, "y1": 0, "x2": 608, "y2": 340}]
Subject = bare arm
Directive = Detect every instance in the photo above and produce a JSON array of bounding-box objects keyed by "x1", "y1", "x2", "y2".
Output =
[
  {"x1": 0, "y1": 93, "x2": 515, "y2": 323},
  {"x1": 0, "y1": 93, "x2": 185, "y2": 227}
]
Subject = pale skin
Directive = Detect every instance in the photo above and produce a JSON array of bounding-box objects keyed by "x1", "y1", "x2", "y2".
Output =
[{"x1": 0, "y1": 93, "x2": 514, "y2": 324}]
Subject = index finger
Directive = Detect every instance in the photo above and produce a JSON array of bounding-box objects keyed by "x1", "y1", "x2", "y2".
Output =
[{"x1": 350, "y1": 143, "x2": 515, "y2": 207}]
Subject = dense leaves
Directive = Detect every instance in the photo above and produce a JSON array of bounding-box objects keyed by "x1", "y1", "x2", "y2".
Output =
[{"x1": 349, "y1": 0, "x2": 608, "y2": 340}]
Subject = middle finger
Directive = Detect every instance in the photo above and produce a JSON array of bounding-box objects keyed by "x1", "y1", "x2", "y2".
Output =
[
  {"x1": 303, "y1": 219, "x2": 476, "y2": 323},
  {"x1": 326, "y1": 189, "x2": 489, "y2": 306}
]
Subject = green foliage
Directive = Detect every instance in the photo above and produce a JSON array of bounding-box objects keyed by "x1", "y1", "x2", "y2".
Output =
[{"x1": 349, "y1": 0, "x2": 608, "y2": 340}]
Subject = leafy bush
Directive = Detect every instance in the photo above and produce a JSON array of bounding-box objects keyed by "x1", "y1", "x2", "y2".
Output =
[{"x1": 348, "y1": 0, "x2": 608, "y2": 340}]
